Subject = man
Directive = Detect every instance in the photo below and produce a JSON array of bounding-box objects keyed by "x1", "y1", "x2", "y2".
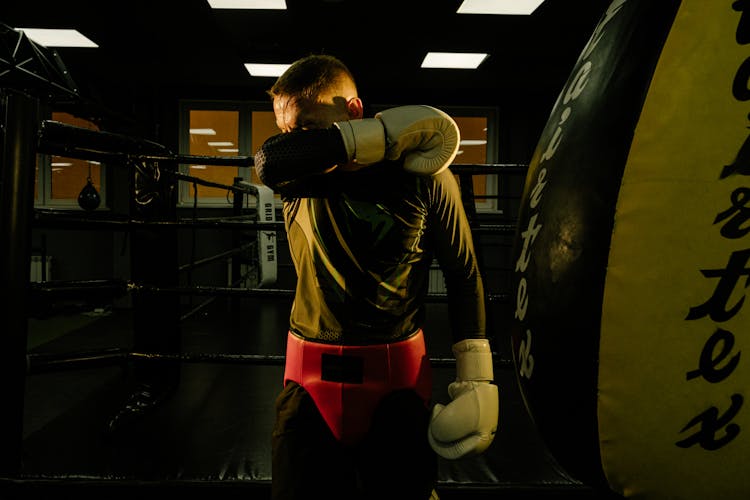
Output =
[{"x1": 255, "y1": 54, "x2": 499, "y2": 500}]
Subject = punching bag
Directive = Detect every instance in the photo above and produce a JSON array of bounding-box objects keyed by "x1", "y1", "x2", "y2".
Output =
[{"x1": 510, "y1": 0, "x2": 750, "y2": 498}]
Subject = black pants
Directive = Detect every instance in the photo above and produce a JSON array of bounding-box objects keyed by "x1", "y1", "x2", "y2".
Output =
[{"x1": 272, "y1": 381, "x2": 437, "y2": 500}]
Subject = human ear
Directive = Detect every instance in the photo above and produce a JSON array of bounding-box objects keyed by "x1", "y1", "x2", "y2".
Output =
[{"x1": 346, "y1": 97, "x2": 364, "y2": 119}]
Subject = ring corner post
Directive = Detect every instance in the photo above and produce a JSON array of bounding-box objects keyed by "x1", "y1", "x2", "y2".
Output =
[{"x1": 0, "y1": 89, "x2": 41, "y2": 475}]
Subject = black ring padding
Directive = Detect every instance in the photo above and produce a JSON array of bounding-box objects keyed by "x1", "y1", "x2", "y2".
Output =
[
  {"x1": 37, "y1": 120, "x2": 254, "y2": 168},
  {"x1": 38, "y1": 120, "x2": 171, "y2": 159},
  {"x1": 449, "y1": 163, "x2": 528, "y2": 175}
]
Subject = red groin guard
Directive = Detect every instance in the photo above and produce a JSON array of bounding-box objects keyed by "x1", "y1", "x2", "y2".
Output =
[{"x1": 283, "y1": 330, "x2": 433, "y2": 446}]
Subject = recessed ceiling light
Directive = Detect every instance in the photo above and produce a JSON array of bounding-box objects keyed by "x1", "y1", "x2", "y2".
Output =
[
  {"x1": 460, "y1": 139, "x2": 488, "y2": 146},
  {"x1": 190, "y1": 128, "x2": 217, "y2": 135},
  {"x1": 207, "y1": 141, "x2": 235, "y2": 146},
  {"x1": 421, "y1": 52, "x2": 488, "y2": 69},
  {"x1": 217, "y1": 148, "x2": 240, "y2": 153},
  {"x1": 208, "y1": 0, "x2": 286, "y2": 9},
  {"x1": 17, "y1": 28, "x2": 98, "y2": 48},
  {"x1": 244, "y1": 63, "x2": 291, "y2": 77},
  {"x1": 457, "y1": 0, "x2": 545, "y2": 15}
]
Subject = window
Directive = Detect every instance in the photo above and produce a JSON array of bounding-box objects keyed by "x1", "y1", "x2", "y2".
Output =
[
  {"x1": 178, "y1": 101, "x2": 277, "y2": 207},
  {"x1": 178, "y1": 101, "x2": 499, "y2": 212},
  {"x1": 35, "y1": 112, "x2": 105, "y2": 209},
  {"x1": 451, "y1": 108, "x2": 500, "y2": 213}
]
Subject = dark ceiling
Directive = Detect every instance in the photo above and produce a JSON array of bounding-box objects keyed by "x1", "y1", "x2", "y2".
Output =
[{"x1": 2, "y1": 0, "x2": 611, "y2": 121}]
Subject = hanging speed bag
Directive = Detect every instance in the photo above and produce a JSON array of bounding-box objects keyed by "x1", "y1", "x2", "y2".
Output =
[{"x1": 510, "y1": 0, "x2": 750, "y2": 498}]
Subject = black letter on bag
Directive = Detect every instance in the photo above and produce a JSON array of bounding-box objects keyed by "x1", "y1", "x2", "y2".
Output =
[
  {"x1": 734, "y1": 0, "x2": 750, "y2": 44},
  {"x1": 722, "y1": 127, "x2": 750, "y2": 178},
  {"x1": 676, "y1": 394, "x2": 743, "y2": 450},
  {"x1": 714, "y1": 187, "x2": 750, "y2": 237},
  {"x1": 685, "y1": 327, "x2": 740, "y2": 383},
  {"x1": 733, "y1": 59, "x2": 750, "y2": 102},
  {"x1": 686, "y1": 249, "x2": 750, "y2": 322}
]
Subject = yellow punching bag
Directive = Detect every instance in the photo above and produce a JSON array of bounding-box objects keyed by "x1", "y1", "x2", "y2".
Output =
[{"x1": 510, "y1": 0, "x2": 750, "y2": 498}]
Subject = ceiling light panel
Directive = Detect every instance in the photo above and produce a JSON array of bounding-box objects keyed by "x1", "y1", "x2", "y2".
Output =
[
  {"x1": 421, "y1": 52, "x2": 488, "y2": 69},
  {"x1": 457, "y1": 0, "x2": 545, "y2": 15},
  {"x1": 244, "y1": 63, "x2": 291, "y2": 77},
  {"x1": 207, "y1": 0, "x2": 286, "y2": 9},
  {"x1": 17, "y1": 28, "x2": 98, "y2": 47}
]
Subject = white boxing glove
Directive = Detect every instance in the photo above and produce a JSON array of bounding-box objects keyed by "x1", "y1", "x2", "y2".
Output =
[
  {"x1": 428, "y1": 338, "x2": 499, "y2": 460},
  {"x1": 334, "y1": 105, "x2": 460, "y2": 175}
]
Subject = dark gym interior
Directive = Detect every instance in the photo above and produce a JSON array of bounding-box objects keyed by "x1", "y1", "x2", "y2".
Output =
[{"x1": 1, "y1": 1, "x2": 618, "y2": 498}]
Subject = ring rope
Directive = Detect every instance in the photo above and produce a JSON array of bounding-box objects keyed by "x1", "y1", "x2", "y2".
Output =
[
  {"x1": 27, "y1": 279, "x2": 509, "y2": 304},
  {"x1": 24, "y1": 348, "x2": 514, "y2": 375}
]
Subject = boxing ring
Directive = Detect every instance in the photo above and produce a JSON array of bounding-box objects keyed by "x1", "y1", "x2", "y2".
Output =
[{"x1": 0, "y1": 25, "x2": 602, "y2": 500}]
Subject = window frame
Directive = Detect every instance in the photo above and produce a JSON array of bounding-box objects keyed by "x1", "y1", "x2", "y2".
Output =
[{"x1": 34, "y1": 110, "x2": 108, "y2": 210}]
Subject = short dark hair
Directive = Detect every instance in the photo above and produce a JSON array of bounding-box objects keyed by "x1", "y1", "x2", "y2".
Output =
[{"x1": 268, "y1": 54, "x2": 356, "y2": 101}]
